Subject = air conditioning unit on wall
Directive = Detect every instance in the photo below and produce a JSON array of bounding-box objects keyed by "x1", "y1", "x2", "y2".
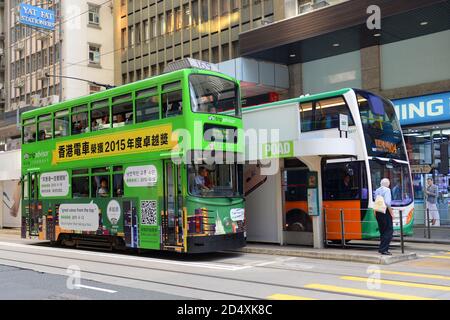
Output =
[
  {"x1": 31, "y1": 94, "x2": 41, "y2": 107},
  {"x1": 46, "y1": 95, "x2": 60, "y2": 105},
  {"x1": 14, "y1": 77, "x2": 25, "y2": 88}
]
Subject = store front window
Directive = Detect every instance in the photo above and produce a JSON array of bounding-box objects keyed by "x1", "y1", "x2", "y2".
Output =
[{"x1": 404, "y1": 128, "x2": 450, "y2": 225}]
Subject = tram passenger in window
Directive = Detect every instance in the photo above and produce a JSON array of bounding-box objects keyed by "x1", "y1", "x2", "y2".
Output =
[
  {"x1": 27, "y1": 132, "x2": 36, "y2": 143},
  {"x1": 114, "y1": 114, "x2": 125, "y2": 127},
  {"x1": 91, "y1": 120, "x2": 99, "y2": 131},
  {"x1": 193, "y1": 167, "x2": 211, "y2": 194},
  {"x1": 39, "y1": 130, "x2": 47, "y2": 141},
  {"x1": 167, "y1": 101, "x2": 182, "y2": 117},
  {"x1": 340, "y1": 174, "x2": 355, "y2": 198},
  {"x1": 97, "y1": 178, "x2": 109, "y2": 197},
  {"x1": 209, "y1": 106, "x2": 217, "y2": 114},
  {"x1": 113, "y1": 175, "x2": 124, "y2": 197},
  {"x1": 97, "y1": 115, "x2": 109, "y2": 130},
  {"x1": 125, "y1": 113, "x2": 133, "y2": 124}
]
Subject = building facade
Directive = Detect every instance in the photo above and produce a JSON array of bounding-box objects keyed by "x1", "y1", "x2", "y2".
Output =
[
  {"x1": 1, "y1": 0, "x2": 114, "y2": 152},
  {"x1": 114, "y1": 0, "x2": 278, "y2": 84},
  {"x1": 0, "y1": 0, "x2": 114, "y2": 228}
]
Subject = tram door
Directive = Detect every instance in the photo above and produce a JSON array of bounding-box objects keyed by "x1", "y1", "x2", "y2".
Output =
[
  {"x1": 162, "y1": 161, "x2": 184, "y2": 249},
  {"x1": 26, "y1": 172, "x2": 41, "y2": 237}
]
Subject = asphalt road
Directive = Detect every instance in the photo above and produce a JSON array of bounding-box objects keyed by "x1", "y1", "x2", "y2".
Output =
[{"x1": 0, "y1": 236, "x2": 449, "y2": 300}]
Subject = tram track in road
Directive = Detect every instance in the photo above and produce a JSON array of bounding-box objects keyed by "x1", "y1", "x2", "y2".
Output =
[
  {"x1": 2, "y1": 240, "x2": 449, "y2": 283},
  {"x1": 0, "y1": 244, "x2": 376, "y2": 300},
  {"x1": 0, "y1": 243, "x2": 447, "y2": 300}
]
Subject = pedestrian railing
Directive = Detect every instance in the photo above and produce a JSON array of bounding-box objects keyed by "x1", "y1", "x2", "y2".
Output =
[
  {"x1": 409, "y1": 208, "x2": 450, "y2": 240},
  {"x1": 323, "y1": 207, "x2": 406, "y2": 253}
]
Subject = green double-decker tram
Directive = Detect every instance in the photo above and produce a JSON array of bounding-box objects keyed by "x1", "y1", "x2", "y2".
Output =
[{"x1": 20, "y1": 60, "x2": 245, "y2": 253}]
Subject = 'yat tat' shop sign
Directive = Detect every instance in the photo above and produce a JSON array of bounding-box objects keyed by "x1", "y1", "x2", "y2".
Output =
[{"x1": 19, "y1": 3, "x2": 56, "y2": 31}]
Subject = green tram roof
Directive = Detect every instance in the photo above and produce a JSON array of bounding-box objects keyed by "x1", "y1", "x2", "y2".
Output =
[
  {"x1": 241, "y1": 88, "x2": 352, "y2": 114},
  {"x1": 21, "y1": 68, "x2": 238, "y2": 120}
]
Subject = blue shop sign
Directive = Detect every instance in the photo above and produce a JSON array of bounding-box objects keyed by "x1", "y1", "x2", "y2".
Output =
[
  {"x1": 19, "y1": 3, "x2": 55, "y2": 31},
  {"x1": 393, "y1": 91, "x2": 450, "y2": 126}
]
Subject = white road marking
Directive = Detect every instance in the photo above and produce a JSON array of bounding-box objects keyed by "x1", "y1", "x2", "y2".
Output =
[
  {"x1": 74, "y1": 284, "x2": 117, "y2": 293},
  {"x1": 253, "y1": 257, "x2": 297, "y2": 267},
  {"x1": 0, "y1": 241, "x2": 252, "y2": 271}
]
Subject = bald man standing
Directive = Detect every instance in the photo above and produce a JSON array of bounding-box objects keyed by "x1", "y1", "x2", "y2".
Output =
[{"x1": 374, "y1": 178, "x2": 394, "y2": 255}]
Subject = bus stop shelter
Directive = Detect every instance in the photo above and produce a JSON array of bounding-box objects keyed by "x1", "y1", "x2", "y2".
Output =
[{"x1": 242, "y1": 101, "x2": 357, "y2": 248}]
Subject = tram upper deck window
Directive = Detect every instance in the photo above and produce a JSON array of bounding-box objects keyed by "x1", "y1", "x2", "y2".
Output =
[
  {"x1": 23, "y1": 119, "x2": 36, "y2": 143},
  {"x1": 91, "y1": 100, "x2": 110, "y2": 131},
  {"x1": 136, "y1": 87, "x2": 159, "y2": 123},
  {"x1": 72, "y1": 105, "x2": 89, "y2": 135},
  {"x1": 300, "y1": 96, "x2": 354, "y2": 132},
  {"x1": 54, "y1": 110, "x2": 70, "y2": 138},
  {"x1": 38, "y1": 114, "x2": 52, "y2": 141},
  {"x1": 112, "y1": 94, "x2": 133, "y2": 127},
  {"x1": 189, "y1": 74, "x2": 240, "y2": 117},
  {"x1": 162, "y1": 90, "x2": 183, "y2": 118}
]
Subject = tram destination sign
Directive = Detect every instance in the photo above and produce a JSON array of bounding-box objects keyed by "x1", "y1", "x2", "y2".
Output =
[
  {"x1": 410, "y1": 164, "x2": 432, "y2": 174},
  {"x1": 19, "y1": 3, "x2": 56, "y2": 31}
]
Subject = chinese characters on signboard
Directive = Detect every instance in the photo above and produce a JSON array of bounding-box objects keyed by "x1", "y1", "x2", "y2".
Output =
[
  {"x1": 52, "y1": 125, "x2": 176, "y2": 164},
  {"x1": 39, "y1": 171, "x2": 69, "y2": 197},
  {"x1": 125, "y1": 165, "x2": 158, "y2": 187}
]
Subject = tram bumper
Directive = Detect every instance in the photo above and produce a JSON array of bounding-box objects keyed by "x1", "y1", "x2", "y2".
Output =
[{"x1": 187, "y1": 232, "x2": 246, "y2": 253}]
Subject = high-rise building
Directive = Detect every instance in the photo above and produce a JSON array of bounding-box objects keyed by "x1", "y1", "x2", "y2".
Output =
[
  {"x1": 1, "y1": 0, "x2": 114, "y2": 152},
  {"x1": 114, "y1": 0, "x2": 277, "y2": 83},
  {"x1": 0, "y1": 1, "x2": 7, "y2": 151}
]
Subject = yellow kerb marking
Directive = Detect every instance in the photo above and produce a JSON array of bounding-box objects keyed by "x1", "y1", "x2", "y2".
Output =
[
  {"x1": 372, "y1": 270, "x2": 450, "y2": 281},
  {"x1": 342, "y1": 276, "x2": 450, "y2": 292},
  {"x1": 267, "y1": 294, "x2": 316, "y2": 300},
  {"x1": 430, "y1": 255, "x2": 450, "y2": 260},
  {"x1": 305, "y1": 284, "x2": 436, "y2": 300}
]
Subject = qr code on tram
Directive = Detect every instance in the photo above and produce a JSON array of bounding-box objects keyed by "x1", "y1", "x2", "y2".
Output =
[{"x1": 141, "y1": 200, "x2": 157, "y2": 226}]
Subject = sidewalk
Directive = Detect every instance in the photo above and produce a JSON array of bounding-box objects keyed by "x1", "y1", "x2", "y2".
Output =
[
  {"x1": 0, "y1": 228, "x2": 20, "y2": 238},
  {"x1": 411, "y1": 225, "x2": 450, "y2": 243},
  {"x1": 230, "y1": 242, "x2": 418, "y2": 265}
]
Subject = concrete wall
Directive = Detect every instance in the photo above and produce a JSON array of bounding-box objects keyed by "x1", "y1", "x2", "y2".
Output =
[
  {"x1": 381, "y1": 30, "x2": 450, "y2": 91},
  {"x1": 0, "y1": 150, "x2": 21, "y2": 229},
  {"x1": 62, "y1": 0, "x2": 114, "y2": 100},
  {"x1": 245, "y1": 165, "x2": 282, "y2": 243},
  {"x1": 302, "y1": 50, "x2": 362, "y2": 94}
]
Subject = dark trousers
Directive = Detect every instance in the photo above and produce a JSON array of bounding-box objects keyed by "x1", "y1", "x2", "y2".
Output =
[{"x1": 376, "y1": 210, "x2": 393, "y2": 253}]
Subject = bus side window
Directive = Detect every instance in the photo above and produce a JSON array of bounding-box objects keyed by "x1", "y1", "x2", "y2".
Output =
[
  {"x1": 300, "y1": 102, "x2": 313, "y2": 132},
  {"x1": 322, "y1": 162, "x2": 360, "y2": 200},
  {"x1": 162, "y1": 90, "x2": 183, "y2": 118}
]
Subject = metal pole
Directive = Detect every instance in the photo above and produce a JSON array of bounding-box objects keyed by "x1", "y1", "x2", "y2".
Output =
[
  {"x1": 340, "y1": 209, "x2": 345, "y2": 248},
  {"x1": 399, "y1": 210, "x2": 404, "y2": 254},
  {"x1": 323, "y1": 208, "x2": 327, "y2": 247},
  {"x1": 426, "y1": 208, "x2": 431, "y2": 239}
]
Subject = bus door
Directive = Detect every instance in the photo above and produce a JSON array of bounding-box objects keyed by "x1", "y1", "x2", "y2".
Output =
[
  {"x1": 282, "y1": 158, "x2": 314, "y2": 246},
  {"x1": 322, "y1": 160, "x2": 368, "y2": 240},
  {"x1": 162, "y1": 161, "x2": 184, "y2": 250}
]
